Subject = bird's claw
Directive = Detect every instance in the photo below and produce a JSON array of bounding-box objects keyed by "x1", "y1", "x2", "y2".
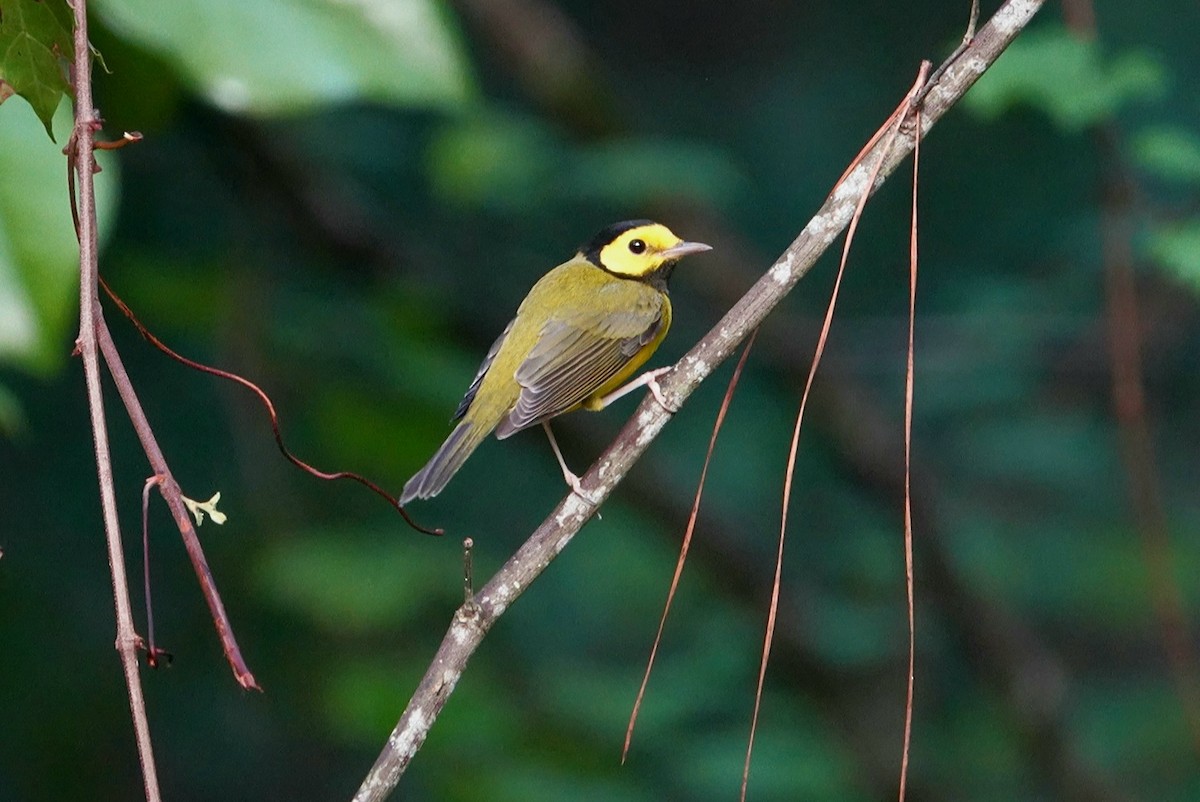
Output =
[
  {"x1": 644, "y1": 367, "x2": 679, "y2": 414},
  {"x1": 564, "y1": 470, "x2": 600, "y2": 506}
]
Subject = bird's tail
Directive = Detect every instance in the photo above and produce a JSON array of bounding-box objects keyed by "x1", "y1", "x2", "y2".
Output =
[{"x1": 400, "y1": 420, "x2": 488, "y2": 504}]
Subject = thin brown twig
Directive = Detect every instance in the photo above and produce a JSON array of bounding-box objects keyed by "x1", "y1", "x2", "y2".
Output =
[
  {"x1": 463, "y1": 538, "x2": 476, "y2": 607},
  {"x1": 94, "y1": 130, "x2": 144, "y2": 150},
  {"x1": 94, "y1": 320, "x2": 262, "y2": 690},
  {"x1": 98, "y1": 276, "x2": 441, "y2": 536},
  {"x1": 353, "y1": 3, "x2": 1047, "y2": 797},
  {"x1": 140, "y1": 475, "x2": 173, "y2": 669},
  {"x1": 141, "y1": 476, "x2": 161, "y2": 666},
  {"x1": 622, "y1": 330, "x2": 758, "y2": 763},
  {"x1": 740, "y1": 61, "x2": 931, "y2": 802},
  {"x1": 912, "y1": 0, "x2": 979, "y2": 109},
  {"x1": 69, "y1": 0, "x2": 163, "y2": 797},
  {"x1": 61, "y1": 39, "x2": 262, "y2": 694},
  {"x1": 898, "y1": 62, "x2": 928, "y2": 802}
]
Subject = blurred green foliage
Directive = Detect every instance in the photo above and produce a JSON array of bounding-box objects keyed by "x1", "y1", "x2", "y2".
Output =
[
  {"x1": 0, "y1": 103, "x2": 117, "y2": 375},
  {"x1": 1134, "y1": 126, "x2": 1200, "y2": 183},
  {"x1": 2, "y1": 1, "x2": 1200, "y2": 801},
  {"x1": 90, "y1": 0, "x2": 475, "y2": 115},
  {"x1": 965, "y1": 26, "x2": 1166, "y2": 131}
]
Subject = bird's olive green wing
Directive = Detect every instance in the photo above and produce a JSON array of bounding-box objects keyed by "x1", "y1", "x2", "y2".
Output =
[
  {"x1": 452, "y1": 318, "x2": 514, "y2": 422},
  {"x1": 496, "y1": 294, "x2": 665, "y2": 437}
]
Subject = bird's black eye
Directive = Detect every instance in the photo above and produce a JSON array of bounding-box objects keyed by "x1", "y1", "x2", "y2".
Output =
[{"x1": 628, "y1": 238, "x2": 646, "y2": 254}]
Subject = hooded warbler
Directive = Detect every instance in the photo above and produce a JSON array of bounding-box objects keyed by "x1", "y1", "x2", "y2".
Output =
[{"x1": 400, "y1": 220, "x2": 711, "y2": 504}]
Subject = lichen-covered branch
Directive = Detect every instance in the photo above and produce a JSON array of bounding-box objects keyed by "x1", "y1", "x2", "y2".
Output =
[{"x1": 353, "y1": 1, "x2": 1047, "y2": 798}]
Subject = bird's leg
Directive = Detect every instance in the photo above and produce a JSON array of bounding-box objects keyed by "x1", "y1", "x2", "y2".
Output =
[
  {"x1": 594, "y1": 366, "x2": 678, "y2": 413},
  {"x1": 542, "y1": 422, "x2": 597, "y2": 503}
]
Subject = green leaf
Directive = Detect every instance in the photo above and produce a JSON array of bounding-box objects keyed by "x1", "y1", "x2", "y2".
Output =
[
  {"x1": 91, "y1": 0, "x2": 475, "y2": 115},
  {"x1": 1145, "y1": 220, "x2": 1200, "y2": 292},
  {"x1": 0, "y1": 0, "x2": 75, "y2": 137},
  {"x1": 0, "y1": 102, "x2": 118, "y2": 373},
  {"x1": 1132, "y1": 126, "x2": 1200, "y2": 184},
  {"x1": 966, "y1": 26, "x2": 1166, "y2": 131}
]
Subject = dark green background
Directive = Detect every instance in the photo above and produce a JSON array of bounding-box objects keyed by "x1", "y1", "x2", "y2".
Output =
[{"x1": 2, "y1": 1, "x2": 1199, "y2": 799}]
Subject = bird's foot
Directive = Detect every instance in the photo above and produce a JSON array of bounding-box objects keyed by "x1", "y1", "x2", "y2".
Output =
[
  {"x1": 642, "y1": 367, "x2": 679, "y2": 414},
  {"x1": 563, "y1": 469, "x2": 601, "y2": 507}
]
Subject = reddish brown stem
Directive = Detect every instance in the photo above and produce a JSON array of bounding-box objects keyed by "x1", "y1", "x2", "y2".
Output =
[
  {"x1": 95, "y1": 131, "x2": 144, "y2": 150},
  {"x1": 65, "y1": 59, "x2": 261, "y2": 695},
  {"x1": 140, "y1": 475, "x2": 173, "y2": 669},
  {"x1": 69, "y1": 0, "x2": 163, "y2": 797},
  {"x1": 623, "y1": 330, "x2": 758, "y2": 762},
  {"x1": 741, "y1": 63, "x2": 930, "y2": 802},
  {"x1": 898, "y1": 67, "x2": 927, "y2": 802},
  {"x1": 98, "y1": 276, "x2": 441, "y2": 536},
  {"x1": 95, "y1": 320, "x2": 262, "y2": 690}
]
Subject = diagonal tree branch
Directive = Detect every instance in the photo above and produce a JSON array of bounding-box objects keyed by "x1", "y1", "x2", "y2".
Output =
[{"x1": 354, "y1": 1, "x2": 1047, "y2": 798}]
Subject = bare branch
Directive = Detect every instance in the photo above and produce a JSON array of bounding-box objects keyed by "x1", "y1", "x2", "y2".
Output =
[
  {"x1": 96, "y1": 322, "x2": 261, "y2": 690},
  {"x1": 354, "y1": 1, "x2": 1048, "y2": 798},
  {"x1": 69, "y1": 0, "x2": 163, "y2": 797}
]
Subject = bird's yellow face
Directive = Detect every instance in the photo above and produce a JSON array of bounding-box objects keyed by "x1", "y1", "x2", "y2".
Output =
[{"x1": 585, "y1": 221, "x2": 712, "y2": 279}]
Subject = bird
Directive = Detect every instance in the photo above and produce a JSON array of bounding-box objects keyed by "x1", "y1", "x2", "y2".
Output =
[{"x1": 400, "y1": 220, "x2": 711, "y2": 504}]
